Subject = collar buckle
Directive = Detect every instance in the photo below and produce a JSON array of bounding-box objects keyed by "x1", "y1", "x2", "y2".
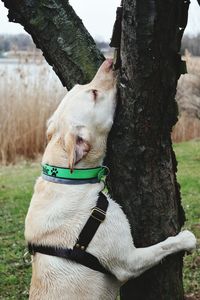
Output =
[{"x1": 97, "y1": 166, "x2": 110, "y2": 182}]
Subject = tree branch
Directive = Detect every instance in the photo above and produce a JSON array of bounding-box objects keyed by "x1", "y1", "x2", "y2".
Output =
[{"x1": 2, "y1": 0, "x2": 104, "y2": 89}]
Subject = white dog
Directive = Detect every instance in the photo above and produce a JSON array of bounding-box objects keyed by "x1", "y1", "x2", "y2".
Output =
[{"x1": 25, "y1": 59, "x2": 196, "y2": 300}]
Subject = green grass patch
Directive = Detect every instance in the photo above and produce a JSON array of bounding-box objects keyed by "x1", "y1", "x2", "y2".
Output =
[
  {"x1": 173, "y1": 141, "x2": 200, "y2": 296},
  {"x1": 0, "y1": 162, "x2": 40, "y2": 300},
  {"x1": 0, "y1": 141, "x2": 199, "y2": 298}
]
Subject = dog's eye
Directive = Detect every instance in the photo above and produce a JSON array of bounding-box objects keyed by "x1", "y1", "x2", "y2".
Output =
[{"x1": 92, "y1": 89, "x2": 98, "y2": 101}]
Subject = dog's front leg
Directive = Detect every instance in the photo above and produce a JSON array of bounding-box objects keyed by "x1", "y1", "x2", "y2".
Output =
[{"x1": 113, "y1": 230, "x2": 196, "y2": 282}]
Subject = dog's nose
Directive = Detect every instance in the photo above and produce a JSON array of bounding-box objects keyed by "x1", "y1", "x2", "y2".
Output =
[
  {"x1": 101, "y1": 59, "x2": 113, "y2": 72},
  {"x1": 106, "y1": 58, "x2": 113, "y2": 67},
  {"x1": 90, "y1": 58, "x2": 115, "y2": 89}
]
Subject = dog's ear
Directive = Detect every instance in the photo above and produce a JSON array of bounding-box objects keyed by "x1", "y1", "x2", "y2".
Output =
[
  {"x1": 65, "y1": 132, "x2": 90, "y2": 171},
  {"x1": 46, "y1": 117, "x2": 56, "y2": 142},
  {"x1": 46, "y1": 123, "x2": 55, "y2": 142}
]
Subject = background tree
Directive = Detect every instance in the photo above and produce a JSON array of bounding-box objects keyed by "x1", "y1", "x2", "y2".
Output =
[{"x1": 2, "y1": 0, "x2": 190, "y2": 299}]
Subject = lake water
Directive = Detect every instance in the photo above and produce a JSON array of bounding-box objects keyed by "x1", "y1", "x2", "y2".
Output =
[{"x1": 0, "y1": 58, "x2": 66, "y2": 95}]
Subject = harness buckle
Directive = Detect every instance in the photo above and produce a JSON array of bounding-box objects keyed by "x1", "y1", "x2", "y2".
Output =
[{"x1": 91, "y1": 207, "x2": 106, "y2": 222}]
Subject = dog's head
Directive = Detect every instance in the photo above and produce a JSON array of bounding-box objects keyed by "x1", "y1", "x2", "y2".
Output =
[{"x1": 45, "y1": 59, "x2": 117, "y2": 170}]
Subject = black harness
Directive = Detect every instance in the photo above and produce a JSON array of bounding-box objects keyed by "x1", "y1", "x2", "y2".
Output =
[{"x1": 28, "y1": 192, "x2": 114, "y2": 277}]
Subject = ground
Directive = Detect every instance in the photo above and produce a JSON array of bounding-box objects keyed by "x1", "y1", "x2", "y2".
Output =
[{"x1": 0, "y1": 141, "x2": 199, "y2": 299}]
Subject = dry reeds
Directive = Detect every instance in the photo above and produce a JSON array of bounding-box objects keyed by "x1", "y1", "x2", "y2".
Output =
[
  {"x1": 0, "y1": 59, "x2": 66, "y2": 164},
  {"x1": 1, "y1": 51, "x2": 200, "y2": 163},
  {"x1": 172, "y1": 113, "x2": 200, "y2": 143},
  {"x1": 172, "y1": 51, "x2": 200, "y2": 142}
]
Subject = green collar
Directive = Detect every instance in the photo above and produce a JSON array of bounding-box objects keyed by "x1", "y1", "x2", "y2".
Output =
[{"x1": 42, "y1": 164, "x2": 108, "y2": 185}]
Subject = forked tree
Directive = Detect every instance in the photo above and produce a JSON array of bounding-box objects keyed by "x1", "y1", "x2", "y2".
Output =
[{"x1": 2, "y1": 0, "x2": 190, "y2": 299}]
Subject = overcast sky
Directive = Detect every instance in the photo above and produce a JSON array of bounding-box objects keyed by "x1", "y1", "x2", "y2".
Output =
[{"x1": 0, "y1": 0, "x2": 200, "y2": 40}]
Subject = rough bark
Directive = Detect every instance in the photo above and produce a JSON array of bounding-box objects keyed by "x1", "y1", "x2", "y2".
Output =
[
  {"x1": 2, "y1": 0, "x2": 189, "y2": 299},
  {"x1": 2, "y1": 0, "x2": 104, "y2": 89},
  {"x1": 106, "y1": 0, "x2": 189, "y2": 299}
]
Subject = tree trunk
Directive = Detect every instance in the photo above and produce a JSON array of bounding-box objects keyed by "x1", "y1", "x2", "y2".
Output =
[
  {"x1": 2, "y1": 0, "x2": 189, "y2": 299},
  {"x1": 2, "y1": 0, "x2": 104, "y2": 90},
  {"x1": 106, "y1": 0, "x2": 189, "y2": 299}
]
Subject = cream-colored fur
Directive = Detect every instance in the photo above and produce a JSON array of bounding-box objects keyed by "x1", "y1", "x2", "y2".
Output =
[{"x1": 25, "y1": 59, "x2": 196, "y2": 300}]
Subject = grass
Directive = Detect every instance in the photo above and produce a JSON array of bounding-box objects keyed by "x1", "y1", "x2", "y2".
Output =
[
  {"x1": 0, "y1": 141, "x2": 199, "y2": 299},
  {"x1": 0, "y1": 161, "x2": 40, "y2": 300},
  {"x1": 173, "y1": 141, "x2": 200, "y2": 297}
]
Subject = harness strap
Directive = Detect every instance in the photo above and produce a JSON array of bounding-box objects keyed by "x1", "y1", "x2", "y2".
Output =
[
  {"x1": 28, "y1": 244, "x2": 113, "y2": 276},
  {"x1": 74, "y1": 192, "x2": 108, "y2": 250},
  {"x1": 28, "y1": 192, "x2": 113, "y2": 276}
]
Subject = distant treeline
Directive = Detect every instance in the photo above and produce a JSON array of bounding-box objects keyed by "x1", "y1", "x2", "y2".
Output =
[
  {"x1": 0, "y1": 34, "x2": 110, "y2": 54},
  {"x1": 1, "y1": 33, "x2": 200, "y2": 56},
  {"x1": 0, "y1": 34, "x2": 35, "y2": 53}
]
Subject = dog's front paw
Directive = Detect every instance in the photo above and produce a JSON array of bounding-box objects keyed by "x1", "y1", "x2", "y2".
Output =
[{"x1": 177, "y1": 230, "x2": 197, "y2": 252}]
